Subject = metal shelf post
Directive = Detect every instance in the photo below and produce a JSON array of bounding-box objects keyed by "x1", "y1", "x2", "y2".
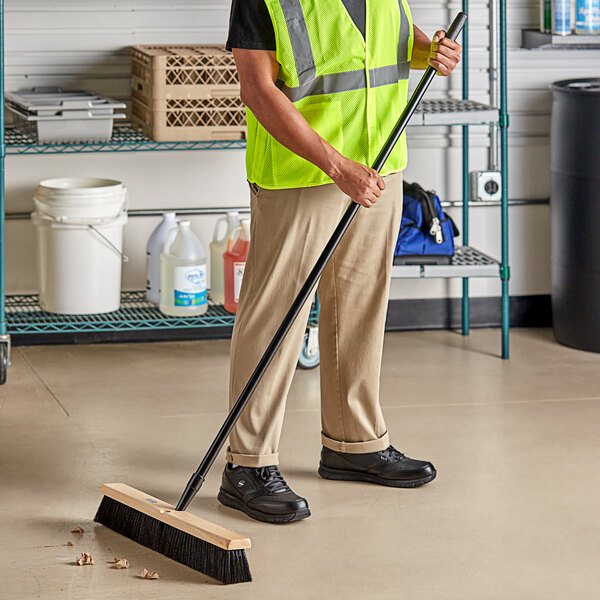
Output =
[
  {"x1": 500, "y1": 0, "x2": 510, "y2": 358},
  {"x1": 461, "y1": 0, "x2": 470, "y2": 337},
  {"x1": 1, "y1": 0, "x2": 7, "y2": 336},
  {"x1": 0, "y1": 0, "x2": 9, "y2": 384}
]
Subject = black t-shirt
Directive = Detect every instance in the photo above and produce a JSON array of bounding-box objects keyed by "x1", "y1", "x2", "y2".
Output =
[{"x1": 226, "y1": 0, "x2": 366, "y2": 52}]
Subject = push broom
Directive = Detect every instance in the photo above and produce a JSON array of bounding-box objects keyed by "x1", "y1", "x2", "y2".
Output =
[{"x1": 94, "y1": 12, "x2": 467, "y2": 585}]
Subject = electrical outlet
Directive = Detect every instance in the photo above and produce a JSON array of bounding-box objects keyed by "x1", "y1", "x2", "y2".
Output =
[{"x1": 470, "y1": 171, "x2": 502, "y2": 202}]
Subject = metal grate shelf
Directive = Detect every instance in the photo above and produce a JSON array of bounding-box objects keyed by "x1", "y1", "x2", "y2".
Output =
[
  {"x1": 3, "y1": 100, "x2": 499, "y2": 155},
  {"x1": 5, "y1": 291, "x2": 319, "y2": 335},
  {"x1": 4, "y1": 123, "x2": 247, "y2": 154},
  {"x1": 411, "y1": 99, "x2": 499, "y2": 126},
  {"x1": 391, "y1": 246, "x2": 500, "y2": 279}
]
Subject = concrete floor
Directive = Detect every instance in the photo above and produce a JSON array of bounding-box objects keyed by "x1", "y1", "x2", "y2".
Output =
[{"x1": 0, "y1": 328, "x2": 599, "y2": 599}]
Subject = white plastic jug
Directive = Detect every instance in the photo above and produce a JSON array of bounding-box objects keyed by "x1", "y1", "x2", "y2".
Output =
[
  {"x1": 159, "y1": 221, "x2": 208, "y2": 317},
  {"x1": 209, "y1": 211, "x2": 240, "y2": 304},
  {"x1": 146, "y1": 212, "x2": 177, "y2": 304}
]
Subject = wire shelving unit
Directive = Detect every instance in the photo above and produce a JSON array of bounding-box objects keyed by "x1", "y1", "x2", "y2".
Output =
[
  {"x1": 0, "y1": 0, "x2": 510, "y2": 384},
  {"x1": 393, "y1": 1, "x2": 510, "y2": 359}
]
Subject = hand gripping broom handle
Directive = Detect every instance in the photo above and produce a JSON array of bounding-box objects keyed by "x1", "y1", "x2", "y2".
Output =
[{"x1": 176, "y1": 12, "x2": 468, "y2": 512}]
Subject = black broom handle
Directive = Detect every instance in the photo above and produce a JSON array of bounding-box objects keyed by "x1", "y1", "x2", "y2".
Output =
[{"x1": 176, "y1": 12, "x2": 467, "y2": 512}]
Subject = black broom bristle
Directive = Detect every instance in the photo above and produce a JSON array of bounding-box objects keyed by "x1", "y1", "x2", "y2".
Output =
[{"x1": 94, "y1": 495, "x2": 252, "y2": 585}]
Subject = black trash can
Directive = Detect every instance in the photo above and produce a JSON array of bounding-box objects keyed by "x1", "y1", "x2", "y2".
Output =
[{"x1": 551, "y1": 79, "x2": 600, "y2": 352}]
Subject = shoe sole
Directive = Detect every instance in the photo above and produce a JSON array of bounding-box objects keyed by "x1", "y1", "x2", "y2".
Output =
[
  {"x1": 217, "y1": 489, "x2": 311, "y2": 524},
  {"x1": 318, "y1": 463, "x2": 437, "y2": 488}
]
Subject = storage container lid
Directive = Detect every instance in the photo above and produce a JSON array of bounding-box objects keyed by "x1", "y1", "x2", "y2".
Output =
[
  {"x1": 551, "y1": 79, "x2": 600, "y2": 95},
  {"x1": 5, "y1": 88, "x2": 127, "y2": 111},
  {"x1": 37, "y1": 177, "x2": 125, "y2": 194}
]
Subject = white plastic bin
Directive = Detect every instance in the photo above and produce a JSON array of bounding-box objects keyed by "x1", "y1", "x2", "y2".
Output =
[
  {"x1": 31, "y1": 178, "x2": 128, "y2": 314},
  {"x1": 5, "y1": 89, "x2": 126, "y2": 143}
]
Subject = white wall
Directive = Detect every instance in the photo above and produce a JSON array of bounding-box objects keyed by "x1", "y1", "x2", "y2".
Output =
[{"x1": 3, "y1": 0, "x2": 600, "y2": 300}]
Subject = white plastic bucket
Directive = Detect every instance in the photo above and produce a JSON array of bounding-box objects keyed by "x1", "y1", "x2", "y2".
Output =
[
  {"x1": 31, "y1": 210, "x2": 128, "y2": 315},
  {"x1": 34, "y1": 177, "x2": 127, "y2": 223}
]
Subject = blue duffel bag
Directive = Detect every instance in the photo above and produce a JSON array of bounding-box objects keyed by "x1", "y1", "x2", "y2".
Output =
[{"x1": 394, "y1": 181, "x2": 460, "y2": 265}]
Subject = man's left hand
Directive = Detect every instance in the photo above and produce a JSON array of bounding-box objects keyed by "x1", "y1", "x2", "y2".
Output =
[{"x1": 428, "y1": 30, "x2": 462, "y2": 76}]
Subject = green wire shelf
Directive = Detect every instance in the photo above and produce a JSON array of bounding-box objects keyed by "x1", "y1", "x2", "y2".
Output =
[
  {"x1": 6, "y1": 292, "x2": 318, "y2": 334},
  {"x1": 391, "y1": 246, "x2": 500, "y2": 279},
  {"x1": 4, "y1": 124, "x2": 247, "y2": 154}
]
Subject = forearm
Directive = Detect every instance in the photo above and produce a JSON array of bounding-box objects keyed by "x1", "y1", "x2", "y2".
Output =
[
  {"x1": 411, "y1": 25, "x2": 431, "y2": 70},
  {"x1": 243, "y1": 85, "x2": 344, "y2": 179}
]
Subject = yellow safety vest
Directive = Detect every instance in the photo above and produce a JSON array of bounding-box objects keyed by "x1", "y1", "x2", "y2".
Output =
[{"x1": 245, "y1": 0, "x2": 413, "y2": 189}]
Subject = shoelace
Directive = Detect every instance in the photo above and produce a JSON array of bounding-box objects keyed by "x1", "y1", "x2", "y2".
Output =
[
  {"x1": 257, "y1": 465, "x2": 289, "y2": 493},
  {"x1": 379, "y1": 446, "x2": 405, "y2": 461}
]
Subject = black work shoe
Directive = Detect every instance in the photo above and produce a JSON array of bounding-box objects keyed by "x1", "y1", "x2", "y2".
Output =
[
  {"x1": 318, "y1": 445, "x2": 436, "y2": 488},
  {"x1": 217, "y1": 463, "x2": 311, "y2": 524}
]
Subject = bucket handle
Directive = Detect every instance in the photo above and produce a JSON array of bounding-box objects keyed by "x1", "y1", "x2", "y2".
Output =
[
  {"x1": 88, "y1": 224, "x2": 129, "y2": 263},
  {"x1": 35, "y1": 207, "x2": 119, "y2": 226},
  {"x1": 35, "y1": 189, "x2": 129, "y2": 226}
]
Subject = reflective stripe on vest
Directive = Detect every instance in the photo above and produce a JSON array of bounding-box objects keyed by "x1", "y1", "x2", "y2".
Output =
[
  {"x1": 280, "y1": 0, "x2": 316, "y2": 85},
  {"x1": 277, "y1": 64, "x2": 409, "y2": 103},
  {"x1": 277, "y1": 0, "x2": 411, "y2": 101},
  {"x1": 397, "y1": 0, "x2": 411, "y2": 71}
]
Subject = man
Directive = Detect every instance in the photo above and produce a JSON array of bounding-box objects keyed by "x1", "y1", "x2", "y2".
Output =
[{"x1": 218, "y1": 0, "x2": 462, "y2": 524}]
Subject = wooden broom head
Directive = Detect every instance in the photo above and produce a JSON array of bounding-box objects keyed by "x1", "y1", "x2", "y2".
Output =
[{"x1": 100, "y1": 483, "x2": 251, "y2": 551}]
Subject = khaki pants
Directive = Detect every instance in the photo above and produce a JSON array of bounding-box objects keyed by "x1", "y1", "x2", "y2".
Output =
[{"x1": 226, "y1": 172, "x2": 403, "y2": 467}]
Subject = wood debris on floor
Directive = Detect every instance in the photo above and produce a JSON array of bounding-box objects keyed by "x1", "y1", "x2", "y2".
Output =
[
  {"x1": 113, "y1": 556, "x2": 129, "y2": 569},
  {"x1": 75, "y1": 553, "x2": 94, "y2": 566},
  {"x1": 141, "y1": 568, "x2": 160, "y2": 580}
]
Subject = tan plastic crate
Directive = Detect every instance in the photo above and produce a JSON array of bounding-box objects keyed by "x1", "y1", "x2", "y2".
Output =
[
  {"x1": 131, "y1": 44, "x2": 240, "y2": 100},
  {"x1": 131, "y1": 75, "x2": 240, "y2": 101},
  {"x1": 131, "y1": 88, "x2": 246, "y2": 142}
]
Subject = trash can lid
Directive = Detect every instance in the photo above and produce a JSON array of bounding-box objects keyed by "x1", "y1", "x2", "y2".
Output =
[{"x1": 551, "y1": 78, "x2": 600, "y2": 95}]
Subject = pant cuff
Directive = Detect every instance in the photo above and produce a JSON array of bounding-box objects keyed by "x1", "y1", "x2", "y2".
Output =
[
  {"x1": 321, "y1": 431, "x2": 390, "y2": 454},
  {"x1": 225, "y1": 447, "x2": 279, "y2": 468}
]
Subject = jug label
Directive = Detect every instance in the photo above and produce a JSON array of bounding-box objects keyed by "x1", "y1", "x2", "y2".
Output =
[
  {"x1": 174, "y1": 265, "x2": 207, "y2": 306},
  {"x1": 234, "y1": 262, "x2": 245, "y2": 302}
]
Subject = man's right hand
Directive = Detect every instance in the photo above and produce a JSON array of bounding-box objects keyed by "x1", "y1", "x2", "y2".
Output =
[{"x1": 329, "y1": 157, "x2": 385, "y2": 208}]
